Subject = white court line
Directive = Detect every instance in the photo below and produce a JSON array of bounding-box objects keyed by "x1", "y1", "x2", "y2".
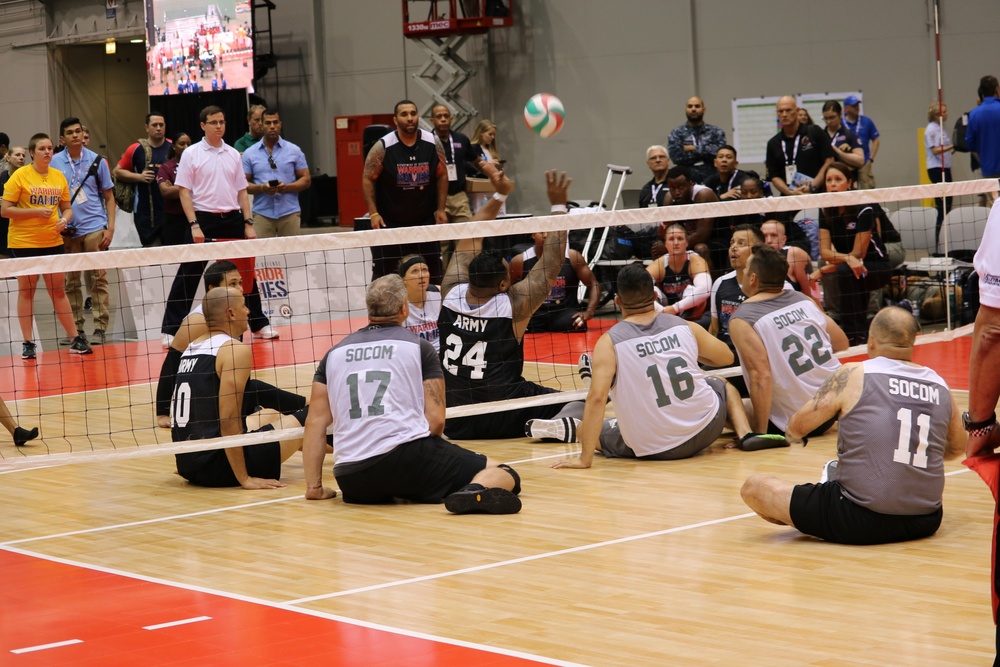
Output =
[
  {"x1": 1, "y1": 451, "x2": 567, "y2": 545},
  {"x1": 286, "y1": 512, "x2": 755, "y2": 605},
  {"x1": 0, "y1": 546, "x2": 588, "y2": 667},
  {"x1": 143, "y1": 616, "x2": 212, "y2": 630},
  {"x1": 10, "y1": 638, "x2": 83, "y2": 654},
  {"x1": 0, "y1": 496, "x2": 300, "y2": 546}
]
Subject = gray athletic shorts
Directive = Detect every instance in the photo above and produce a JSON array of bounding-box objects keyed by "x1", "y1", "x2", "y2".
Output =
[{"x1": 601, "y1": 376, "x2": 728, "y2": 460}]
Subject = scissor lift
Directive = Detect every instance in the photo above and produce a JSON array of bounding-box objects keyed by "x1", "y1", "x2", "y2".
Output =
[{"x1": 402, "y1": 0, "x2": 514, "y2": 131}]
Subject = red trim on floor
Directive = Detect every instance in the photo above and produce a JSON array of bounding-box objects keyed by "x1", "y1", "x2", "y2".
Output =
[{"x1": 1, "y1": 550, "x2": 555, "y2": 666}]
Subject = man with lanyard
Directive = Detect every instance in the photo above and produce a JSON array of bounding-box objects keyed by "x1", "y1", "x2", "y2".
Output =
[
  {"x1": 51, "y1": 117, "x2": 116, "y2": 346},
  {"x1": 113, "y1": 112, "x2": 170, "y2": 246},
  {"x1": 667, "y1": 97, "x2": 727, "y2": 184},
  {"x1": 243, "y1": 108, "x2": 311, "y2": 238},
  {"x1": 631, "y1": 145, "x2": 670, "y2": 260},
  {"x1": 765, "y1": 96, "x2": 837, "y2": 196},
  {"x1": 430, "y1": 104, "x2": 500, "y2": 267},
  {"x1": 703, "y1": 145, "x2": 749, "y2": 201},
  {"x1": 841, "y1": 95, "x2": 881, "y2": 189}
]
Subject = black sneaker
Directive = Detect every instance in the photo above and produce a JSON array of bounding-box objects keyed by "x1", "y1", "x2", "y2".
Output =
[
  {"x1": 525, "y1": 417, "x2": 580, "y2": 443},
  {"x1": 69, "y1": 335, "x2": 93, "y2": 355},
  {"x1": 22, "y1": 341, "x2": 36, "y2": 359},
  {"x1": 13, "y1": 426, "x2": 39, "y2": 447},
  {"x1": 739, "y1": 433, "x2": 789, "y2": 451},
  {"x1": 91, "y1": 330, "x2": 106, "y2": 346},
  {"x1": 445, "y1": 485, "x2": 522, "y2": 515},
  {"x1": 84, "y1": 296, "x2": 92, "y2": 311}
]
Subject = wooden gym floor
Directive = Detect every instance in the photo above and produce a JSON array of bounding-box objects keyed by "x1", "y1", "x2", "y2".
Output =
[{"x1": 0, "y1": 325, "x2": 996, "y2": 665}]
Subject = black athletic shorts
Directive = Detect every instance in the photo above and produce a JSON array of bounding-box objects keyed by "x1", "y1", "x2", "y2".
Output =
[
  {"x1": 767, "y1": 415, "x2": 837, "y2": 439},
  {"x1": 334, "y1": 435, "x2": 487, "y2": 505},
  {"x1": 789, "y1": 481, "x2": 943, "y2": 545},
  {"x1": 8, "y1": 245, "x2": 65, "y2": 258},
  {"x1": 175, "y1": 424, "x2": 281, "y2": 488},
  {"x1": 445, "y1": 381, "x2": 565, "y2": 440}
]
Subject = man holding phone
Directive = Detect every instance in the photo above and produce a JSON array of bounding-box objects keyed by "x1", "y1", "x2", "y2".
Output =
[
  {"x1": 242, "y1": 108, "x2": 310, "y2": 238},
  {"x1": 113, "y1": 112, "x2": 170, "y2": 246}
]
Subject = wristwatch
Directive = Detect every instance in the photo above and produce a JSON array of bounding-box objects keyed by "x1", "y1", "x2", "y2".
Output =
[
  {"x1": 188, "y1": 220, "x2": 199, "y2": 227},
  {"x1": 245, "y1": 218, "x2": 254, "y2": 226},
  {"x1": 962, "y1": 411, "x2": 997, "y2": 436}
]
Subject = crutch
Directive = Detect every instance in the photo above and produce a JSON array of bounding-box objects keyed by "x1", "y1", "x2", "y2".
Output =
[{"x1": 578, "y1": 164, "x2": 632, "y2": 300}]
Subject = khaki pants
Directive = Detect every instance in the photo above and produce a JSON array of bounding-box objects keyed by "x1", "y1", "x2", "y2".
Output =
[
  {"x1": 441, "y1": 191, "x2": 473, "y2": 270},
  {"x1": 253, "y1": 211, "x2": 301, "y2": 238},
  {"x1": 64, "y1": 230, "x2": 110, "y2": 332},
  {"x1": 858, "y1": 161, "x2": 876, "y2": 190}
]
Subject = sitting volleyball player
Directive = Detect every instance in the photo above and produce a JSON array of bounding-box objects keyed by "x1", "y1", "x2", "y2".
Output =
[
  {"x1": 741, "y1": 307, "x2": 964, "y2": 544},
  {"x1": 730, "y1": 245, "x2": 849, "y2": 438},
  {"x1": 399, "y1": 254, "x2": 441, "y2": 351},
  {"x1": 550, "y1": 263, "x2": 786, "y2": 468},
  {"x1": 156, "y1": 260, "x2": 306, "y2": 428},
  {"x1": 439, "y1": 170, "x2": 586, "y2": 442},
  {"x1": 646, "y1": 223, "x2": 712, "y2": 326},
  {"x1": 508, "y1": 231, "x2": 601, "y2": 333},
  {"x1": 301, "y1": 275, "x2": 522, "y2": 514},
  {"x1": 172, "y1": 286, "x2": 309, "y2": 489}
]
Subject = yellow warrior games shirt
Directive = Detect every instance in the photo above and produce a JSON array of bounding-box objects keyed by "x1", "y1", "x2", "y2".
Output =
[{"x1": 2, "y1": 165, "x2": 70, "y2": 249}]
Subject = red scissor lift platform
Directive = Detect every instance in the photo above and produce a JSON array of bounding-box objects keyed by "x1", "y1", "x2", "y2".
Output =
[{"x1": 403, "y1": 0, "x2": 514, "y2": 37}]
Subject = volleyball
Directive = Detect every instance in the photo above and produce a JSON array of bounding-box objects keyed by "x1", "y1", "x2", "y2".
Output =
[{"x1": 523, "y1": 93, "x2": 565, "y2": 138}]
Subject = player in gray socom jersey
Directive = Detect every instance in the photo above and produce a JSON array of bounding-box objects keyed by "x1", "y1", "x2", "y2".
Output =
[{"x1": 740, "y1": 306, "x2": 965, "y2": 544}]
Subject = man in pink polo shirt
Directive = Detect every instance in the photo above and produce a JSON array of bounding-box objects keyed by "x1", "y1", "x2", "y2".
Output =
[{"x1": 174, "y1": 105, "x2": 278, "y2": 340}]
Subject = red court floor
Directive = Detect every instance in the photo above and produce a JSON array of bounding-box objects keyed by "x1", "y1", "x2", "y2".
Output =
[{"x1": 1, "y1": 550, "x2": 563, "y2": 667}]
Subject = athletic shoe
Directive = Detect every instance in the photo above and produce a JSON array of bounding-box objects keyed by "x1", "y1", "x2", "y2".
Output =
[
  {"x1": 13, "y1": 426, "x2": 39, "y2": 447},
  {"x1": 253, "y1": 325, "x2": 279, "y2": 340},
  {"x1": 444, "y1": 484, "x2": 522, "y2": 515},
  {"x1": 58, "y1": 337, "x2": 73, "y2": 346},
  {"x1": 895, "y1": 299, "x2": 913, "y2": 314},
  {"x1": 22, "y1": 341, "x2": 36, "y2": 360},
  {"x1": 820, "y1": 459, "x2": 838, "y2": 483},
  {"x1": 578, "y1": 353, "x2": 592, "y2": 388},
  {"x1": 69, "y1": 335, "x2": 93, "y2": 355},
  {"x1": 91, "y1": 330, "x2": 106, "y2": 346},
  {"x1": 84, "y1": 296, "x2": 92, "y2": 311},
  {"x1": 525, "y1": 417, "x2": 580, "y2": 443},
  {"x1": 738, "y1": 432, "x2": 789, "y2": 451},
  {"x1": 161, "y1": 333, "x2": 174, "y2": 349}
]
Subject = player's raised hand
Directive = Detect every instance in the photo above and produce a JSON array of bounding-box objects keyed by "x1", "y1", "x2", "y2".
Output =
[{"x1": 545, "y1": 170, "x2": 571, "y2": 206}]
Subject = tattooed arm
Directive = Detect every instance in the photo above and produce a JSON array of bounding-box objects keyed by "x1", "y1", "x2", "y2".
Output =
[
  {"x1": 787, "y1": 363, "x2": 861, "y2": 441},
  {"x1": 362, "y1": 140, "x2": 385, "y2": 229},
  {"x1": 423, "y1": 376, "x2": 446, "y2": 436}
]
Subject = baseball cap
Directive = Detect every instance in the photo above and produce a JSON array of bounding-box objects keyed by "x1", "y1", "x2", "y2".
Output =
[{"x1": 844, "y1": 95, "x2": 861, "y2": 107}]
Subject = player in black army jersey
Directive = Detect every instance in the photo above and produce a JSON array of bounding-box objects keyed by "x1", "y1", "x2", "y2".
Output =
[
  {"x1": 439, "y1": 170, "x2": 586, "y2": 442},
  {"x1": 509, "y1": 231, "x2": 601, "y2": 332},
  {"x1": 362, "y1": 100, "x2": 449, "y2": 283},
  {"x1": 172, "y1": 286, "x2": 309, "y2": 489},
  {"x1": 741, "y1": 307, "x2": 964, "y2": 544}
]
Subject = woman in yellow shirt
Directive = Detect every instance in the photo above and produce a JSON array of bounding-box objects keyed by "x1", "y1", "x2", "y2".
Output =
[{"x1": 1, "y1": 133, "x2": 91, "y2": 358}]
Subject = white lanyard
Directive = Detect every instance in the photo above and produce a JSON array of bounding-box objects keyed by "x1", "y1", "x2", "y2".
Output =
[
  {"x1": 651, "y1": 182, "x2": 665, "y2": 204},
  {"x1": 68, "y1": 152, "x2": 86, "y2": 188},
  {"x1": 726, "y1": 170, "x2": 739, "y2": 191},
  {"x1": 781, "y1": 135, "x2": 801, "y2": 165},
  {"x1": 441, "y1": 133, "x2": 458, "y2": 164}
]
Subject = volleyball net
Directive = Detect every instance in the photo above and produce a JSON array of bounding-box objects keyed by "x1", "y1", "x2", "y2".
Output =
[{"x1": 0, "y1": 177, "x2": 995, "y2": 470}]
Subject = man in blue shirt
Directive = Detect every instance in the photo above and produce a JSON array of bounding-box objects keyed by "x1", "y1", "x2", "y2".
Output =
[
  {"x1": 841, "y1": 95, "x2": 880, "y2": 189},
  {"x1": 967, "y1": 76, "x2": 1000, "y2": 182},
  {"x1": 51, "y1": 117, "x2": 116, "y2": 345},
  {"x1": 242, "y1": 109, "x2": 311, "y2": 237}
]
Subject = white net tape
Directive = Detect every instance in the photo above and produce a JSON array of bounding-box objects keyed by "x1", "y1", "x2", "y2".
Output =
[{"x1": 0, "y1": 178, "x2": 994, "y2": 471}]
